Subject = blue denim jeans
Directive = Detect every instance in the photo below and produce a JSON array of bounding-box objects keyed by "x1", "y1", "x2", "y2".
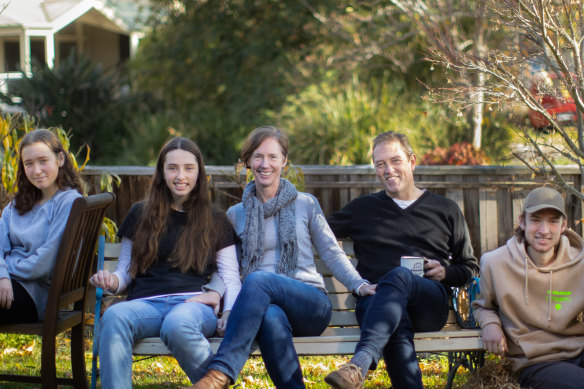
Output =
[
  {"x1": 355, "y1": 266, "x2": 449, "y2": 389},
  {"x1": 98, "y1": 295, "x2": 217, "y2": 389},
  {"x1": 209, "y1": 271, "x2": 332, "y2": 389},
  {"x1": 519, "y1": 352, "x2": 584, "y2": 389}
]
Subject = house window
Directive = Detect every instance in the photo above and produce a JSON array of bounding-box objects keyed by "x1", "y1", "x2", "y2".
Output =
[
  {"x1": 59, "y1": 41, "x2": 77, "y2": 62},
  {"x1": 30, "y1": 40, "x2": 46, "y2": 66},
  {"x1": 119, "y1": 34, "x2": 130, "y2": 63},
  {"x1": 4, "y1": 41, "x2": 19, "y2": 72}
]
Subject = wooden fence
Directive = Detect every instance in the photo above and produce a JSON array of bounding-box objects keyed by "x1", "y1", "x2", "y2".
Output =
[{"x1": 83, "y1": 165, "x2": 583, "y2": 258}]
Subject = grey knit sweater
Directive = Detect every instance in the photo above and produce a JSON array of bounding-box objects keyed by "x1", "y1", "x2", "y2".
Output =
[{"x1": 227, "y1": 192, "x2": 366, "y2": 293}]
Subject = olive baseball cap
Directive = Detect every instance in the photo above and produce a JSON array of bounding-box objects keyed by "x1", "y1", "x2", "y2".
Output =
[{"x1": 522, "y1": 187, "x2": 566, "y2": 218}]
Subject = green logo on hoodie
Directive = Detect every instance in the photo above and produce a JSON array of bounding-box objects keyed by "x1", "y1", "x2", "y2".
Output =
[{"x1": 547, "y1": 290, "x2": 572, "y2": 310}]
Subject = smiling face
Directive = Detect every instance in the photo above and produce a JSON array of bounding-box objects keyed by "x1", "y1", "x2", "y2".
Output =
[
  {"x1": 372, "y1": 140, "x2": 417, "y2": 200},
  {"x1": 249, "y1": 137, "x2": 287, "y2": 199},
  {"x1": 21, "y1": 142, "x2": 64, "y2": 201},
  {"x1": 163, "y1": 149, "x2": 199, "y2": 210},
  {"x1": 520, "y1": 208, "x2": 567, "y2": 259}
]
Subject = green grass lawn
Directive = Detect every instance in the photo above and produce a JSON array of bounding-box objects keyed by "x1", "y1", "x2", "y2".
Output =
[{"x1": 0, "y1": 332, "x2": 514, "y2": 388}]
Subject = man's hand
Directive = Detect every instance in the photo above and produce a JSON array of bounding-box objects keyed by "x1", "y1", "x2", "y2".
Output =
[
  {"x1": 423, "y1": 259, "x2": 446, "y2": 281},
  {"x1": 358, "y1": 283, "x2": 377, "y2": 296},
  {"x1": 0, "y1": 278, "x2": 13, "y2": 309},
  {"x1": 217, "y1": 310, "x2": 230, "y2": 336},
  {"x1": 90, "y1": 270, "x2": 119, "y2": 293},
  {"x1": 482, "y1": 323, "x2": 507, "y2": 356},
  {"x1": 185, "y1": 291, "x2": 221, "y2": 315}
]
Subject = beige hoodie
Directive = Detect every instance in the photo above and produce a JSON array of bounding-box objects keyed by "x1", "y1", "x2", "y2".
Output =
[{"x1": 472, "y1": 230, "x2": 584, "y2": 372}]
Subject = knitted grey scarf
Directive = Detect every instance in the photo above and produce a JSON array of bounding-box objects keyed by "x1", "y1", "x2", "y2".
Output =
[{"x1": 241, "y1": 178, "x2": 298, "y2": 279}]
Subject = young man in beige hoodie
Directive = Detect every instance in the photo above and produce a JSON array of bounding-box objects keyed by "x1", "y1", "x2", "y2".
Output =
[{"x1": 473, "y1": 187, "x2": 584, "y2": 389}]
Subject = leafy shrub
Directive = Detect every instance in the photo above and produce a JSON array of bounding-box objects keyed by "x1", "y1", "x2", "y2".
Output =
[
  {"x1": 108, "y1": 108, "x2": 246, "y2": 166},
  {"x1": 1, "y1": 114, "x2": 36, "y2": 206},
  {"x1": 108, "y1": 110, "x2": 185, "y2": 166},
  {"x1": 268, "y1": 74, "x2": 472, "y2": 164},
  {"x1": 420, "y1": 142, "x2": 490, "y2": 165}
]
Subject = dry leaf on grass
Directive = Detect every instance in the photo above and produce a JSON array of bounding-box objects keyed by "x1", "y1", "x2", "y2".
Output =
[{"x1": 464, "y1": 358, "x2": 520, "y2": 389}]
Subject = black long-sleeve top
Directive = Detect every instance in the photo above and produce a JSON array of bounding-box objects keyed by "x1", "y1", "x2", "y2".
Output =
[{"x1": 327, "y1": 190, "x2": 479, "y2": 287}]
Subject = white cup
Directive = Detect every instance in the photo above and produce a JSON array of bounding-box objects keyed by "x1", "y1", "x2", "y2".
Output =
[{"x1": 400, "y1": 256, "x2": 425, "y2": 277}]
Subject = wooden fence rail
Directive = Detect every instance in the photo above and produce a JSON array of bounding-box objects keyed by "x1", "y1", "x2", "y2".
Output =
[{"x1": 83, "y1": 165, "x2": 583, "y2": 258}]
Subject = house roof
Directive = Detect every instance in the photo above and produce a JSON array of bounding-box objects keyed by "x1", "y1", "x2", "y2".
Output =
[{"x1": 0, "y1": 0, "x2": 133, "y2": 35}]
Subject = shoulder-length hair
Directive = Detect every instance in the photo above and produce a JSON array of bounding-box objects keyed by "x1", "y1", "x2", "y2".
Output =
[
  {"x1": 15, "y1": 129, "x2": 85, "y2": 214},
  {"x1": 240, "y1": 126, "x2": 289, "y2": 168},
  {"x1": 130, "y1": 137, "x2": 218, "y2": 276}
]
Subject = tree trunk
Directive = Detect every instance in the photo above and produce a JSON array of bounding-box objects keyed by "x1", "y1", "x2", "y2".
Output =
[{"x1": 471, "y1": 0, "x2": 486, "y2": 150}]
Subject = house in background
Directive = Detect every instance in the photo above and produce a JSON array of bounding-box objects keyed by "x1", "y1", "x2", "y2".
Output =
[{"x1": 0, "y1": 0, "x2": 141, "y2": 88}]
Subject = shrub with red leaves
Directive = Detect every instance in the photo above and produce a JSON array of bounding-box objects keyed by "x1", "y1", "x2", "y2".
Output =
[{"x1": 420, "y1": 142, "x2": 489, "y2": 166}]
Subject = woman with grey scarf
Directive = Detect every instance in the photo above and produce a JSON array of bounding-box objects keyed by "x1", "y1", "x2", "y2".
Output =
[{"x1": 190, "y1": 126, "x2": 376, "y2": 389}]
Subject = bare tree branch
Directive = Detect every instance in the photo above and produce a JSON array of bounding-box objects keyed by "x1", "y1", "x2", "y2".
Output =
[{"x1": 407, "y1": 0, "x2": 584, "y2": 198}]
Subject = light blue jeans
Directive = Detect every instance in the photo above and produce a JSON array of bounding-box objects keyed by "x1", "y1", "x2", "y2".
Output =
[{"x1": 98, "y1": 295, "x2": 217, "y2": 389}]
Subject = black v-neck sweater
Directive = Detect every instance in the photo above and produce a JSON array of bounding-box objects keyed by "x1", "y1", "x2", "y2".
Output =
[{"x1": 328, "y1": 190, "x2": 479, "y2": 286}]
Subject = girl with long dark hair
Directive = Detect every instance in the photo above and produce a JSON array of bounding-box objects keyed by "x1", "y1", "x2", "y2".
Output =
[{"x1": 91, "y1": 138, "x2": 240, "y2": 388}]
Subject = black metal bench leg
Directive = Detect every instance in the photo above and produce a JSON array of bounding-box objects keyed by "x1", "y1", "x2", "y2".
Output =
[
  {"x1": 447, "y1": 352, "x2": 462, "y2": 389},
  {"x1": 446, "y1": 350, "x2": 486, "y2": 389}
]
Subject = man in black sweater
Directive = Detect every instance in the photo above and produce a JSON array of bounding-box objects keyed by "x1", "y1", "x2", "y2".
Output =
[{"x1": 324, "y1": 131, "x2": 479, "y2": 389}]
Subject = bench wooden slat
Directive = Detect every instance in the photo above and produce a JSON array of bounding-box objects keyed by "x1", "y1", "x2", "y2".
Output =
[
  {"x1": 323, "y1": 277, "x2": 347, "y2": 291},
  {"x1": 415, "y1": 337, "x2": 483, "y2": 352},
  {"x1": 104, "y1": 244, "x2": 122, "y2": 258},
  {"x1": 330, "y1": 311, "x2": 360, "y2": 326},
  {"x1": 328, "y1": 293, "x2": 357, "y2": 311},
  {"x1": 339, "y1": 240, "x2": 355, "y2": 256},
  {"x1": 320, "y1": 327, "x2": 361, "y2": 337},
  {"x1": 103, "y1": 261, "x2": 117, "y2": 272},
  {"x1": 315, "y1": 258, "x2": 357, "y2": 275},
  {"x1": 132, "y1": 332, "x2": 483, "y2": 356}
]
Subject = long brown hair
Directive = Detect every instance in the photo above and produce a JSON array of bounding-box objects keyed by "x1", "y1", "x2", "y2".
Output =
[
  {"x1": 15, "y1": 129, "x2": 85, "y2": 214},
  {"x1": 130, "y1": 137, "x2": 217, "y2": 276}
]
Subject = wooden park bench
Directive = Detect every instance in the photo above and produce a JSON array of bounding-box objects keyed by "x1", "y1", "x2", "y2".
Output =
[
  {"x1": 92, "y1": 239, "x2": 483, "y2": 389},
  {"x1": 0, "y1": 192, "x2": 115, "y2": 389}
]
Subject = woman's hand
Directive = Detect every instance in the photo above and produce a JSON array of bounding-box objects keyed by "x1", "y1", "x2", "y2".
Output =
[
  {"x1": 217, "y1": 310, "x2": 230, "y2": 336},
  {"x1": 90, "y1": 270, "x2": 119, "y2": 294},
  {"x1": 358, "y1": 283, "x2": 377, "y2": 296},
  {"x1": 482, "y1": 323, "x2": 507, "y2": 356},
  {"x1": 185, "y1": 291, "x2": 221, "y2": 315},
  {"x1": 0, "y1": 278, "x2": 13, "y2": 309},
  {"x1": 423, "y1": 258, "x2": 446, "y2": 281}
]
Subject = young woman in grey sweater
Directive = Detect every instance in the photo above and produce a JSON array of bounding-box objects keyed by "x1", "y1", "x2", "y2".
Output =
[{"x1": 0, "y1": 129, "x2": 84, "y2": 323}]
